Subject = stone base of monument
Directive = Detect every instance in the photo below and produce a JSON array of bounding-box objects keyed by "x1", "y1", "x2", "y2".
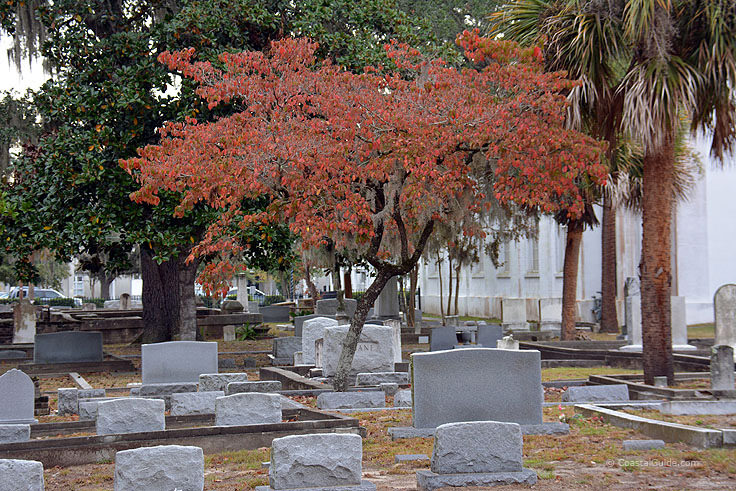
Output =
[
  {"x1": 387, "y1": 422, "x2": 570, "y2": 440},
  {"x1": 416, "y1": 468, "x2": 537, "y2": 490},
  {"x1": 256, "y1": 481, "x2": 377, "y2": 491},
  {"x1": 619, "y1": 344, "x2": 698, "y2": 352}
]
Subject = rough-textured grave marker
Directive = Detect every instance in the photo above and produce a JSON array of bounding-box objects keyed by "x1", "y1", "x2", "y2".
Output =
[
  {"x1": 114, "y1": 445, "x2": 204, "y2": 491},
  {"x1": 316, "y1": 391, "x2": 385, "y2": 409},
  {"x1": 0, "y1": 369, "x2": 37, "y2": 424},
  {"x1": 711, "y1": 345, "x2": 735, "y2": 392},
  {"x1": 142, "y1": 341, "x2": 218, "y2": 384},
  {"x1": 226, "y1": 381, "x2": 282, "y2": 395},
  {"x1": 0, "y1": 459, "x2": 44, "y2": 491},
  {"x1": 215, "y1": 393, "x2": 281, "y2": 426},
  {"x1": 199, "y1": 373, "x2": 250, "y2": 392},
  {"x1": 96, "y1": 398, "x2": 165, "y2": 435},
  {"x1": 715, "y1": 284, "x2": 736, "y2": 357},
  {"x1": 561, "y1": 384, "x2": 630, "y2": 403},
  {"x1": 321, "y1": 325, "x2": 395, "y2": 377},
  {"x1": 170, "y1": 391, "x2": 224, "y2": 416},
  {"x1": 0, "y1": 424, "x2": 30, "y2": 443},
  {"x1": 301, "y1": 317, "x2": 338, "y2": 365}
]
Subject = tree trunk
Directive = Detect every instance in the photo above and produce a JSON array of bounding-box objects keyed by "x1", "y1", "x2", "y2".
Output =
[
  {"x1": 437, "y1": 252, "x2": 445, "y2": 324},
  {"x1": 600, "y1": 194, "x2": 619, "y2": 332},
  {"x1": 640, "y1": 137, "x2": 675, "y2": 385},
  {"x1": 331, "y1": 268, "x2": 341, "y2": 292},
  {"x1": 343, "y1": 268, "x2": 352, "y2": 299},
  {"x1": 97, "y1": 273, "x2": 115, "y2": 300},
  {"x1": 446, "y1": 255, "x2": 453, "y2": 317},
  {"x1": 397, "y1": 275, "x2": 406, "y2": 317},
  {"x1": 408, "y1": 263, "x2": 418, "y2": 333},
  {"x1": 304, "y1": 264, "x2": 321, "y2": 301},
  {"x1": 333, "y1": 269, "x2": 392, "y2": 391},
  {"x1": 561, "y1": 221, "x2": 583, "y2": 340},
  {"x1": 454, "y1": 264, "x2": 461, "y2": 316},
  {"x1": 140, "y1": 245, "x2": 199, "y2": 343}
]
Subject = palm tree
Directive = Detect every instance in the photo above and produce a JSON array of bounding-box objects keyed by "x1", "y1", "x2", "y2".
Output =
[{"x1": 491, "y1": 0, "x2": 736, "y2": 383}]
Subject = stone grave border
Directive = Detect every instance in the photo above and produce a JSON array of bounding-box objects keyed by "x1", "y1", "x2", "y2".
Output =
[
  {"x1": 16, "y1": 352, "x2": 134, "y2": 375},
  {"x1": 586, "y1": 373, "x2": 726, "y2": 400},
  {"x1": 0, "y1": 408, "x2": 363, "y2": 467}
]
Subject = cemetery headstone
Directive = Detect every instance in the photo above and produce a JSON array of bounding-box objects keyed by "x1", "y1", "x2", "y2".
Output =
[
  {"x1": 385, "y1": 319, "x2": 403, "y2": 363},
  {"x1": 255, "y1": 433, "x2": 375, "y2": 491},
  {"x1": 215, "y1": 393, "x2": 281, "y2": 426},
  {"x1": 623, "y1": 295, "x2": 695, "y2": 351},
  {"x1": 429, "y1": 327, "x2": 456, "y2": 352},
  {"x1": 711, "y1": 345, "x2": 735, "y2": 391},
  {"x1": 220, "y1": 300, "x2": 244, "y2": 314},
  {"x1": 114, "y1": 445, "x2": 204, "y2": 491},
  {"x1": 0, "y1": 424, "x2": 31, "y2": 443},
  {"x1": 374, "y1": 276, "x2": 400, "y2": 319},
  {"x1": 416, "y1": 421, "x2": 537, "y2": 489},
  {"x1": 476, "y1": 324, "x2": 503, "y2": 348},
  {"x1": 0, "y1": 369, "x2": 37, "y2": 424},
  {"x1": 394, "y1": 389, "x2": 412, "y2": 407},
  {"x1": 539, "y1": 298, "x2": 562, "y2": 331},
  {"x1": 321, "y1": 324, "x2": 395, "y2": 377},
  {"x1": 33, "y1": 331, "x2": 104, "y2": 364},
  {"x1": 96, "y1": 398, "x2": 165, "y2": 435},
  {"x1": 226, "y1": 381, "x2": 282, "y2": 395},
  {"x1": 301, "y1": 317, "x2": 338, "y2": 365},
  {"x1": 561, "y1": 384, "x2": 630, "y2": 402},
  {"x1": 715, "y1": 284, "x2": 736, "y2": 357},
  {"x1": 621, "y1": 294, "x2": 642, "y2": 351},
  {"x1": 411, "y1": 348, "x2": 543, "y2": 429},
  {"x1": 119, "y1": 293, "x2": 131, "y2": 310},
  {"x1": 315, "y1": 298, "x2": 357, "y2": 318},
  {"x1": 170, "y1": 391, "x2": 224, "y2": 416},
  {"x1": 501, "y1": 298, "x2": 528, "y2": 330},
  {"x1": 272, "y1": 337, "x2": 302, "y2": 365},
  {"x1": 316, "y1": 391, "x2": 385, "y2": 409},
  {"x1": 294, "y1": 313, "x2": 335, "y2": 337},
  {"x1": 142, "y1": 341, "x2": 218, "y2": 384},
  {"x1": 314, "y1": 338, "x2": 324, "y2": 368},
  {"x1": 0, "y1": 459, "x2": 44, "y2": 491},
  {"x1": 223, "y1": 325, "x2": 236, "y2": 341},
  {"x1": 355, "y1": 372, "x2": 409, "y2": 386},
  {"x1": 199, "y1": 373, "x2": 250, "y2": 392},
  {"x1": 12, "y1": 300, "x2": 36, "y2": 344},
  {"x1": 671, "y1": 296, "x2": 696, "y2": 350},
  {"x1": 260, "y1": 305, "x2": 291, "y2": 323},
  {"x1": 57, "y1": 388, "x2": 79, "y2": 415},
  {"x1": 82, "y1": 303, "x2": 97, "y2": 311}
]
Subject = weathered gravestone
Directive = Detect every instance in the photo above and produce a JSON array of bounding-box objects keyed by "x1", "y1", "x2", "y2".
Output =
[
  {"x1": 301, "y1": 317, "x2": 338, "y2": 365},
  {"x1": 114, "y1": 445, "x2": 204, "y2": 491},
  {"x1": 321, "y1": 325, "x2": 395, "y2": 377},
  {"x1": 539, "y1": 298, "x2": 562, "y2": 331},
  {"x1": 711, "y1": 345, "x2": 735, "y2": 392},
  {"x1": 57, "y1": 387, "x2": 106, "y2": 415},
  {"x1": 96, "y1": 398, "x2": 165, "y2": 435},
  {"x1": 142, "y1": 341, "x2": 218, "y2": 384},
  {"x1": 501, "y1": 298, "x2": 528, "y2": 331},
  {"x1": 561, "y1": 384, "x2": 630, "y2": 403},
  {"x1": 416, "y1": 421, "x2": 537, "y2": 490},
  {"x1": 316, "y1": 391, "x2": 385, "y2": 409},
  {"x1": 476, "y1": 324, "x2": 503, "y2": 348},
  {"x1": 385, "y1": 319, "x2": 403, "y2": 363},
  {"x1": 119, "y1": 293, "x2": 131, "y2": 310},
  {"x1": 429, "y1": 326, "x2": 456, "y2": 352},
  {"x1": 33, "y1": 331, "x2": 104, "y2": 364},
  {"x1": 220, "y1": 300, "x2": 244, "y2": 314},
  {"x1": 496, "y1": 335, "x2": 519, "y2": 350},
  {"x1": 715, "y1": 284, "x2": 736, "y2": 358},
  {"x1": 12, "y1": 300, "x2": 37, "y2": 344},
  {"x1": 255, "y1": 433, "x2": 375, "y2": 491},
  {"x1": 226, "y1": 381, "x2": 282, "y2": 395},
  {"x1": 170, "y1": 391, "x2": 224, "y2": 416},
  {"x1": 271, "y1": 337, "x2": 302, "y2": 365},
  {"x1": 199, "y1": 373, "x2": 250, "y2": 392},
  {"x1": 0, "y1": 459, "x2": 44, "y2": 491},
  {"x1": 294, "y1": 313, "x2": 335, "y2": 337},
  {"x1": 411, "y1": 348, "x2": 543, "y2": 429},
  {"x1": 260, "y1": 305, "x2": 291, "y2": 323},
  {"x1": 394, "y1": 389, "x2": 412, "y2": 407},
  {"x1": 215, "y1": 393, "x2": 281, "y2": 426},
  {"x1": 355, "y1": 372, "x2": 409, "y2": 386},
  {"x1": 315, "y1": 298, "x2": 357, "y2": 318},
  {"x1": 374, "y1": 276, "x2": 400, "y2": 319},
  {"x1": 223, "y1": 325, "x2": 236, "y2": 341},
  {"x1": 0, "y1": 369, "x2": 37, "y2": 424},
  {"x1": 0, "y1": 424, "x2": 30, "y2": 443}
]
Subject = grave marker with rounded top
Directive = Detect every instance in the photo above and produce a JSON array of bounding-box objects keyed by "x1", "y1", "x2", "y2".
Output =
[
  {"x1": 0, "y1": 369, "x2": 37, "y2": 424},
  {"x1": 715, "y1": 284, "x2": 736, "y2": 358},
  {"x1": 301, "y1": 317, "x2": 338, "y2": 365}
]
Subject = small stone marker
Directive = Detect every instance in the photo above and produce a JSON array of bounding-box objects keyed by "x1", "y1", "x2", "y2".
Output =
[
  {"x1": 301, "y1": 317, "x2": 338, "y2": 365},
  {"x1": 355, "y1": 372, "x2": 409, "y2": 386},
  {"x1": 33, "y1": 331, "x2": 103, "y2": 364},
  {"x1": 395, "y1": 454, "x2": 429, "y2": 463},
  {"x1": 416, "y1": 421, "x2": 537, "y2": 490},
  {"x1": 316, "y1": 391, "x2": 385, "y2": 410},
  {"x1": 671, "y1": 296, "x2": 696, "y2": 350},
  {"x1": 653, "y1": 376, "x2": 668, "y2": 388},
  {"x1": 215, "y1": 393, "x2": 281, "y2": 426},
  {"x1": 96, "y1": 398, "x2": 165, "y2": 435},
  {"x1": 294, "y1": 314, "x2": 335, "y2": 337},
  {"x1": 114, "y1": 445, "x2": 204, "y2": 491},
  {"x1": 142, "y1": 341, "x2": 218, "y2": 384},
  {"x1": 0, "y1": 369, "x2": 37, "y2": 424},
  {"x1": 199, "y1": 373, "x2": 250, "y2": 392},
  {"x1": 501, "y1": 298, "x2": 528, "y2": 331},
  {"x1": 496, "y1": 335, "x2": 519, "y2": 350},
  {"x1": 12, "y1": 300, "x2": 37, "y2": 344},
  {"x1": 169, "y1": 391, "x2": 224, "y2": 416},
  {"x1": 711, "y1": 345, "x2": 735, "y2": 391},
  {"x1": 223, "y1": 325, "x2": 236, "y2": 341},
  {"x1": 561, "y1": 384, "x2": 630, "y2": 403},
  {"x1": 0, "y1": 424, "x2": 30, "y2": 443},
  {"x1": 715, "y1": 284, "x2": 736, "y2": 356},
  {"x1": 0, "y1": 459, "x2": 44, "y2": 491},
  {"x1": 57, "y1": 388, "x2": 79, "y2": 415},
  {"x1": 476, "y1": 324, "x2": 503, "y2": 348},
  {"x1": 321, "y1": 325, "x2": 395, "y2": 377},
  {"x1": 119, "y1": 293, "x2": 131, "y2": 310},
  {"x1": 394, "y1": 389, "x2": 412, "y2": 407},
  {"x1": 622, "y1": 440, "x2": 665, "y2": 451},
  {"x1": 293, "y1": 351, "x2": 304, "y2": 365},
  {"x1": 255, "y1": 433, "x2": 375, "y2": 491},
  {"x1": 226, "y1": 380, "x2": 282, "y2": 395}
]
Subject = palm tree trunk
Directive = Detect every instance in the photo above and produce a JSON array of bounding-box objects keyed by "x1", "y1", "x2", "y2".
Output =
[
  {"x1": 640, "y1": 137, "x2": 675, "y2": 385},
  {"x1": 561, "y1": 221, "x2": 583, "y2": 340},
  {"x1": 600, "y1": 194, "x2": 619, "y2": 332}
]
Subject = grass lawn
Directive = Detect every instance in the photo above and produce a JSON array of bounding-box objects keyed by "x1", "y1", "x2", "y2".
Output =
[{"x1": 688, "y1": 323, "x2": 715, "y2": 339}]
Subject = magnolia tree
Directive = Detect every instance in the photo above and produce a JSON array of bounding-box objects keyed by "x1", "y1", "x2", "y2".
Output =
[{"x1": 124, "y1": 34, "x2": 605, "y2": 390}]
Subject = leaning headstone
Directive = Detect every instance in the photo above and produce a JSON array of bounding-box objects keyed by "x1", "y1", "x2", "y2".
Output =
[
  {"x1": 96, "y1": 398, "x2": 165, "y2": 435},
  {"x1": 501, "y1": 298, "x2": 527, "y2": 331},
  {"x1": 215, "y1": 393, "x2": 281, "y2": 426},
  {"x1": 0, "y1": 459, "x2": 44, "y2": 491},
  {"x1": 255, "y1": 433, "x2": 375, "y2": 491},
  {"x1": 316, "y1": 391, "x2": 385, "y2": 410},
  {"x1": 315, "y1": 298, "x2": 358, "y2": 318},
  {"x1": 374, "y1": 276, "x2": 400, "y2": 319},
  {"x1": 429, "y1": 326, "x2": 456, "y2": 352},
  {"x1": 539, "y1": 298, "x2": 562, "y2": 331},
  {"x1": 12, "y1": 300, "x2": 36, "y2": 344},
  {"x1": 0, "y1": 424, "x2": 30, "y2": 443},
  {"x1": 476, "y1": 324, "x2": 503, "y2": 348},
  {"x1": 355, "y1": 372, "x2": 409, "y2": 386},
  {"x1": 33, "y1": 331, "x2": 104, "y2": 364},
  {"x1": 416, "y1": 421, "x2": 537, "y2": 489},
  {"x1": 0, "y1": 369, "x2": 37, "y2": 424},
  {"x1": 301, "y1": 317, "x2": 338, "y2": 364},
  {"x1": 411, "y1": 349, "x2": 543, "y2": 429},
  {"x1": 114, "y1": 445, "x2": 204, "y2": 491},
  {"x1": 322, "y1": 324, "x2": 395, "y2": 377},
  {"x1": 170, "y1": 391, "x2": 224, "y2": 416},
  {"x1": 715, "y1": 284, "x2": 736, "y2": 357},
  {"x1": 711, "y1": 345, "x2": 735, "y2": 391},
  {"x1": 561, "y1": 384, "x2": 630, "y2": 403},
  {"x1": 272, "y1": 337, "x2": 302, "y2": 365},
  {"x1": 226, "y1": 380, "x2": 282, "y2": 395},
  {"x1": 142, "y1": 341, "x2": 218, "y2": 384},
  {"x1": 199, "y1": 372, "x2": 250, "y2": 392}
]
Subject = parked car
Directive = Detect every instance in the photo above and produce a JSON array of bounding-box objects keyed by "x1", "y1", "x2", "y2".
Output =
[{"x1": 7, "y1": 287, "x2": 83, "y2": 307}]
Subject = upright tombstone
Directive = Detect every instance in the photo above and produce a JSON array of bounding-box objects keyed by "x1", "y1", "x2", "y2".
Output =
[
  {"x1": 385, "y1": 319, "x2": 403, "y2": 363},
  {"x1": 411, "y1": 348, "x2": 543, "y2": 429},
  {"x1": 119, "y1": 293, "x2": 131, "y2": 310},
  {"x1": 476, "y1": 324, "x2": 503, "y2": 348},
  {"x1": 142, "y1": 341, "x2": 218, "y2": 384},
  {"x1": 222, "y1": 325, "x2": 236, "y2": 342},
  {"x1": 294, "y1": 313, "x2": 335, "y2": 337},
  {"x1": 671, "y1": 296, "x2": 696, "y2": 350},
  {"x1": 711, "y1": 345, "x2": 735, "y2": 392},
  {"x1": 538, "y1": 298, "x2": 562, "y2": 331},
  {"x1": 0, "y1": 459, "x2": 44, "y2": 491},
  {"x1": 429, "y1": 326, "x2": 456, "y2": 352},
  {"x1": 321, "y1": 324, "x2": 395, "y2": 377},
  {"x1": 501, "y1": 298, "x2": 527, "y2": 331},
  {"x1": 12, "y1": 300, "x2": 36, "y2": 344},
  {"x1": 375, "y1": 276, "x2": 400, "y2": 319},
  {"x1": 621, "y1": 277, "x2": 639, "y2": 337},
  {"x1": 272, "y1": 337, "x2": 302, "y2": 365},
  {"x1": 114, "y1": 445, "x2": 204, "y2": 491},
  {"x1": 215, "y1": 393, "x2": 281, "y2": 426},
  {"x1": 315, "y1": 298, "x2": 357, "y2": 318},
  {"x1": 260, "y1": 305, "x2": 291, "y2": 323},
  {"x1": 620, "y1": 294, "x2": 643, "y2": 351},
  {"x1": 33, "y1": 331, "x2": 104, "y2": 364},
  {"x1": 622, "y1": 295, "x2": 696, "y2": 352},
  {"x1": 715, "y1": 284, "x2": 736, "y2": 358},
  {"x1": 301, "y1": 317, "x2": 338, "y2": 365},
  {"x1": 255, "y1": 433, "x2": 375, "y2": 491},
  {"x1": 0, "y1": 369, "x2": 37, "y2": 424},
  {"x1": 96, "y1": 398, "x2": 165, "y2": 435}
]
